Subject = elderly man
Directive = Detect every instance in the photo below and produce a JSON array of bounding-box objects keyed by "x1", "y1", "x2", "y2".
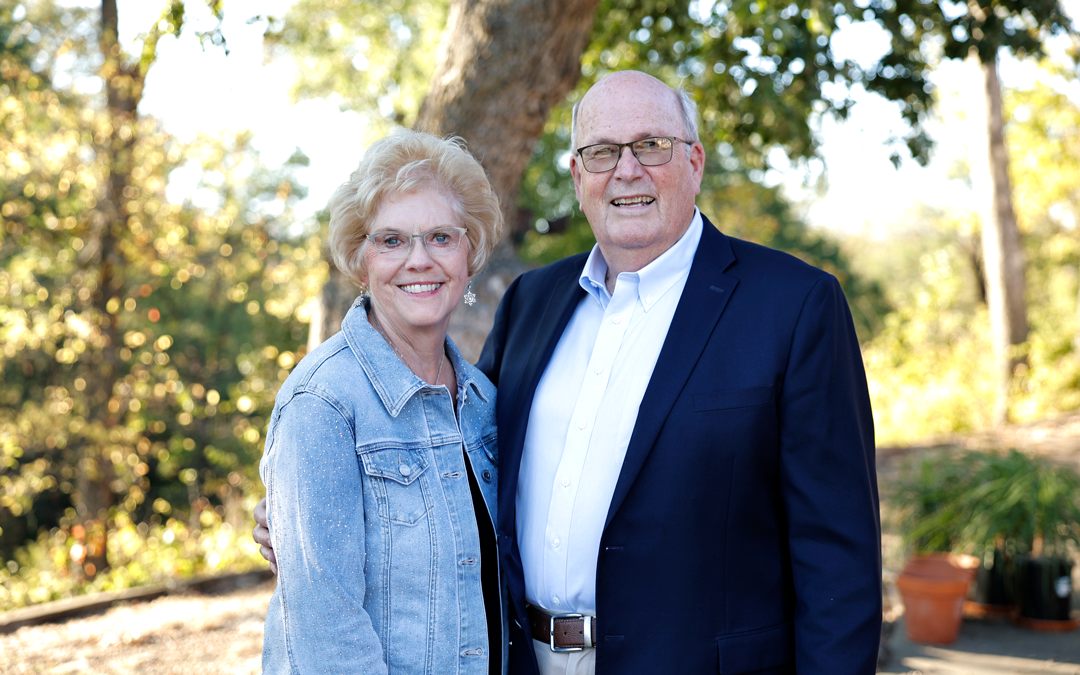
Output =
[
  {"x1": 256, "y1": 70, "x2": 881, "y2": 675},
  {"x1": 475, "y1": 70, "x2": 880, "y2": 675}
]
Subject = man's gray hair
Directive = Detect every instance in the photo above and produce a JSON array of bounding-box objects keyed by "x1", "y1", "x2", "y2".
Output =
[{"x1": 570, "y1": 81, "x2": 700, "y2": 154}]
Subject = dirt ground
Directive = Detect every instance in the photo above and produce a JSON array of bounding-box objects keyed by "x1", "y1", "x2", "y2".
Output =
[
  {"x1": 1, "y1": 582, "x2": 273, "y2": 675},
  {"x1": 3, "y1": 412, "x2": 1079, "y2": 675},
  {"x1": 878, "y1": 409, "x2": 1080, "y2": 465}
]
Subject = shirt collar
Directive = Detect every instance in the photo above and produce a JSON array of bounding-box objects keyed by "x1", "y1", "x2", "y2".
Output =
[
  {"x1": 341, "y1": 298, "x2": 487, "y2": 417},
  {"x1": 578, "y1": 207, "x2": 703, "y2": 311}
]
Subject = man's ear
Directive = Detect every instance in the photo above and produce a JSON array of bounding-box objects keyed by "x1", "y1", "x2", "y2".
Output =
[
  {"x1": 570, "y1": 155, "x2": 584, "y2": 202},
  {"x1": 688, "y1": 141, "x2": 706, "y2": 195}
]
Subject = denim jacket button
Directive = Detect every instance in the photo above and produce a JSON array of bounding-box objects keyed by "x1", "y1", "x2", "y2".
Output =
[
  {"x1": 481, "y1": 470, "x2": 492, "y2": 482},
  {"x1": 399, "y1": 464, "x2": 412, "y2": 477}
]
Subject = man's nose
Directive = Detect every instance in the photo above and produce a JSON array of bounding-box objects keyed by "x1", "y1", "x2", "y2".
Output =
[{"x1": 614, "y1": 145, "x2": 645, "y2": 177}]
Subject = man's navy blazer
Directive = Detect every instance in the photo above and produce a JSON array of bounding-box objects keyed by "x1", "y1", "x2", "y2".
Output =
[{"x1": 476, "y1": 216, "x2": 881, "y2": 675}]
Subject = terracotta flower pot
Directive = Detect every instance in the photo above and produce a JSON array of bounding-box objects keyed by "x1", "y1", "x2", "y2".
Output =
[{"x1": 897, "y1": 553, "x2": 979, "y2": 645}]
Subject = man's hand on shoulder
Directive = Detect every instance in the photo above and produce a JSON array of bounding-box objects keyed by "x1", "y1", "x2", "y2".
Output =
[{"x1": 253, "y1": 497, "x2": 277, "y2": 574}]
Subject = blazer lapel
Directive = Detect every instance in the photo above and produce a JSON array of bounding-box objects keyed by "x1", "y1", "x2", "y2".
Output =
[
  {"x1": 513, "y1": 269, "x2": 585, "y2": 420},
  {"x1": 605, "y1": 219, "x2": 738, "y2": 528},
  {"x1": 499, "y1": 262, "x2": 586, "y2": 529}
]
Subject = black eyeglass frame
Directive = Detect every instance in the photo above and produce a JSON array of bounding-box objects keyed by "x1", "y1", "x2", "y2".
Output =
[{"x1": 575, "y1": 136, "x2": 695, "y2": 173}]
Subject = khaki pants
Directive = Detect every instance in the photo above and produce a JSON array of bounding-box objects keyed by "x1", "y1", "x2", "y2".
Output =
[{"x1": 531, "y1": 638, "x2": 596, "y2": 675}]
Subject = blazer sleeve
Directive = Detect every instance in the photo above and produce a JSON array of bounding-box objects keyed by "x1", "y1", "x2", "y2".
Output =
[
  {"x1": 261, "y1": 393, "x2": 390, "y2": 675},
  {"x1": 779, "y1": 274, "x2": 882, "y2": 674}
]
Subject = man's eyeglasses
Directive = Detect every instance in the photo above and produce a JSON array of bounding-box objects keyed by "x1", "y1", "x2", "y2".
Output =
[
  {"x1": 576, "y1": 136, "x2": 694, "y2": 173},
  {"x1": 365, "y1": 227, "x2": 468, "y2": 258}
]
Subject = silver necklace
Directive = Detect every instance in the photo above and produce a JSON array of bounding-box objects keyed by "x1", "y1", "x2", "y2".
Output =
[{"x1": 370, "y1": 308, "x2": 445, "y2": 386}]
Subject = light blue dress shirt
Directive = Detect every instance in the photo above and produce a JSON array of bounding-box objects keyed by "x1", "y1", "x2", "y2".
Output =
[{"x1": 516, "y1": 209, "x2": 703, "y2": 614}]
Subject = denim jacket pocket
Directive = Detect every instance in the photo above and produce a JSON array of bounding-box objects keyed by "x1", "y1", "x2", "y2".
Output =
[{"x1": 360, "y1": 448, "x2": 431, "y2": 525}]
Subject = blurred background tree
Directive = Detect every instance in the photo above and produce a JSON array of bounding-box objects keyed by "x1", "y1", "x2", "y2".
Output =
[
  {"x1": 864, "y1": 0, "x2": 1076, "y2": 425},
  {"x1": 1, "y1": 0, "x2": 323, "y2": 607},
  {"x1": 857, "y1": 60, "x2": 1080, "y2": 442}
]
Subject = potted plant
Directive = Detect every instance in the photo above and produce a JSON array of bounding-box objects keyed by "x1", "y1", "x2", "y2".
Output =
[
  {"x1": 890, "y1": 450, "x2": 984, "y2": 643},
  {"x1": 970, "y1": 451, "x2": 1080, "y2": 630},
  {"x1": 890, "y1": 449, "x2": 1080, "y2": 634},
  {"x1": 947, "y1": 450, "x2": 1027, "y2": 616}
]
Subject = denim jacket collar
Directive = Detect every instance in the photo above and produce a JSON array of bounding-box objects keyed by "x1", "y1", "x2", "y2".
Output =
[{"x1": 341, "y1": 297, "x2": 488, "y2": 418}]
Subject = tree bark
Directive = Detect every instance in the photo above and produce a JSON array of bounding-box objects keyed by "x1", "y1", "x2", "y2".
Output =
[
  {"x1": 306, "y1": 260, "x2": 360, "y2": 352},
  {"x1": 74, "y1": 0, "x2": 139, "y2": 579},
  {"x1": 979, "y1": 55, "x2": 1028, "y2": 426},
  {"x1": 313, "y1": 0, "x2": 600, "y2": 360},
  {"x1": 77, "y1": 0, "x2": 158, "y2": 578}
]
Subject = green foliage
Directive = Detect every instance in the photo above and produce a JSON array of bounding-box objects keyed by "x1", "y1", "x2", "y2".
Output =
[
  {"x1": 584, "y1": 0, "x2": 879, "y2": 167},
  {"x1": 891, "y1": 449, "x2": 1080, "y2": 557},
  {"x1": 0, "y1": 510, "x2": 263, "y2": 612},
  {"x1": 861, "y1": 66, "x2": 1080, "y2": 444},
  {"x1": 861, "y1": 233, "x2": 998, "y2": 441},
  {"x1": 0, "y1": 0, "x2": 326, "y2": 599},
  {"x1": 263, "y1": 0, "x2": 1079, "y2": 170},
  {"x1": 890, "y1": 449, "x2": 984, "y2": 553},
  {"x1": 1007, "y1": 63, "x2": 1080, "y2": 235},
  {"x1": 0, "y1": 117, "x2": 324, "y2": 558},
  {"x1": 858, "y1": 0, "x2": 1077, "y2": 164},
  {"x1": 864, "y1": 252, "x2": 1080, "y2": 443},
  {"x1": 261, "y1": 0, "x2": 447, "y2": 136}
]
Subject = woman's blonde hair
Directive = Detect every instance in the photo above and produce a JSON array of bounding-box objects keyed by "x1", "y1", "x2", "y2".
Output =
[{"x1": 328, "y1": 129, "x2": 503, "y2": 286}]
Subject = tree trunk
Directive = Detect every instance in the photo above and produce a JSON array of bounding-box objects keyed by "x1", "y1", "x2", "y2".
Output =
[
  {"x1": 312, "y1": 0, "x2": 599, "y2": 360},
  {"x1": 306, "y1": 262, "x2": 360, "y2": 352},
  {"x1": 74, "y1": 0, "x2": 147, "y2": 578},
  {"x1": 979, "y1": 55, "x2": 1027, "y2": 426}
]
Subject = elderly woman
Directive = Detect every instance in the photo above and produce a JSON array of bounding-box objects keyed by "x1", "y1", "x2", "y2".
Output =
[{"x1": 260, "y1": 129, "x2": 503, "y2": 675}]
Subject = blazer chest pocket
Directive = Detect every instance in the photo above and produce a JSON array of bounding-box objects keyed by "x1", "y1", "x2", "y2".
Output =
[
  {"x1": 717, "y1": 621, "x2": 794, "y2": 674},
  {"x1": 360, "y1": 448, "x2": 431, "y2": 526},
  {"x1": 694, "y1": 386, "x2": 773, "y2": 412}
]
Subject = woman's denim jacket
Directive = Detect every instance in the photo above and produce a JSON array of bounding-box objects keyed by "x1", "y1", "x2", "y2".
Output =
[{"x1": 261, "y1": 299, "x2": 502, "y2": 674}]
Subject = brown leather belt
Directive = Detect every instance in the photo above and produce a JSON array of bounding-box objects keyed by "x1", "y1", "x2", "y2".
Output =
[{"x1": 526, "y1": 605, "x2": 597, "y2": 651}]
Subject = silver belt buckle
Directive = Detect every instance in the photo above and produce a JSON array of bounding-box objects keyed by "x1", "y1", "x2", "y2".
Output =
[{"x1": 549, "y1": 612, "x2": 590, "y2": 652}]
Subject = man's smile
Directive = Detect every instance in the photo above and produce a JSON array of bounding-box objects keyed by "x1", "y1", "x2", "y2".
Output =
[{"x1": 611, "y1": 196, "x2": 655, "y2": 207}]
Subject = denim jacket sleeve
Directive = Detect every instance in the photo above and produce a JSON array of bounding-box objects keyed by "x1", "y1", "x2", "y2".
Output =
[{"x1": 261, "y1": 391, "x2": 390, "y2": 675}]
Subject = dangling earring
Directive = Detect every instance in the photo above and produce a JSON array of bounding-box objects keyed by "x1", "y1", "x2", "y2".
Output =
[{"x1": 463, "y1": 281, "x2": 476, "y2": 307}]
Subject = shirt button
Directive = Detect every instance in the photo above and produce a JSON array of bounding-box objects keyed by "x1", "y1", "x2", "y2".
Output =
[
  {"x1": 612, "y1": 315, "x2": 622, "y2": 324},
  {"x1": 561, "y1": 476, "x2": 570, "y2": 487},
  {"x1": 577, "y1": 421, "x2": 587, "y2": 430},
  {"x1": 553, "y1": 596, "x2": 561, "y2": 606},
  {"x1": 482, "y1": 470, "x2": 492, "y2": 482},
  {"x1": 552, "y1": 536, "x2": 560, "y2": 548},
  {"x1": 594, "y1": 365, "x2": 603, "y2": 375},
  {"x1": 398, "y1": 464, "x2": 412, "y2": 477}
]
